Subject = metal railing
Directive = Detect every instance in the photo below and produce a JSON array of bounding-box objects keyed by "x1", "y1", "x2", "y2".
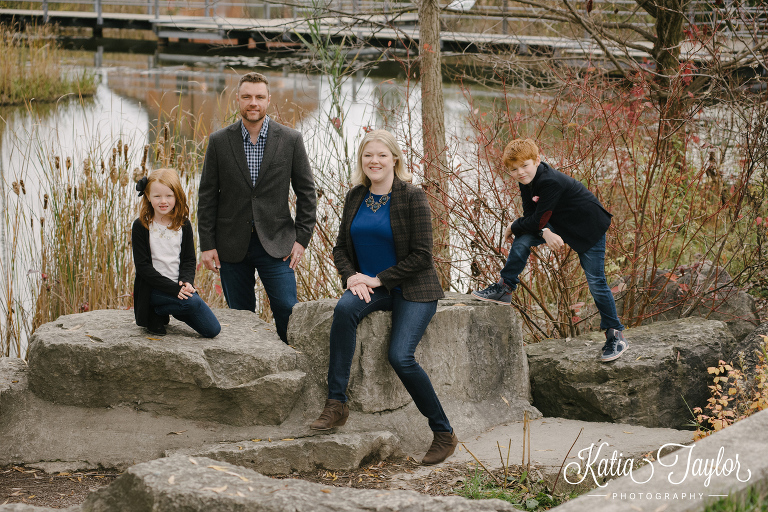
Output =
[{"x1": 6, "y1": 0, "x2": 766, "y2": 37}]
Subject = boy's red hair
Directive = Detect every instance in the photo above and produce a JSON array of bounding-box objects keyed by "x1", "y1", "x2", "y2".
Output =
[
  {"x1": 139, "y1": 168, "x2": 189, "y2": 231},
  {"x1": 503, "y1": 139, "x2": 539, "y2": 168}
]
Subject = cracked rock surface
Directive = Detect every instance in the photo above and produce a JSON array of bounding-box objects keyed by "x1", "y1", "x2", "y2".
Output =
[{"x1": 27, "y1": 309, "x2": 305, "y2": 426}]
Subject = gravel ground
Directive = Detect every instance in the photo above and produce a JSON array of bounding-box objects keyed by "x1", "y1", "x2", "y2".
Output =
[
  {"x1": 0, "y1": 466, "x2": 119, "y2": 508},
  {"x1": 0, "y1": 458, "x2": 526, "y2": 508}
]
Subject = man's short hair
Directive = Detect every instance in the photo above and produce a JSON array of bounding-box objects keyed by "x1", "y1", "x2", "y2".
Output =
[
  {"x1": 503, "y1": 139, "x2": 539, "y2": 168},
  {"x1": 238, "y1": 72, "x2": 269, "y2": 92}
]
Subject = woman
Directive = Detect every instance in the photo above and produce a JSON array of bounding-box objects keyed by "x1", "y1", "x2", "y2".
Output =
[{"x1": 309, "y1": 130, "x2": 458, "y2": 465}]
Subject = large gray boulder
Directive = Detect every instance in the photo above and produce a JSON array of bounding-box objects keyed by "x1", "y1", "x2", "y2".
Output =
[
  {"x1": 288, "y1": 293, "x2": 538, "y2": 448},
  {"x1": 606, "y1": 263, "x2": 759, "y2": 341},
  {"x1": 168, "y1": 431, "x2": 401, "y2": 475},
  {"x1": 26, "y1": 309, "x2": 305, "y2": 426},
  {"x1": 728, "y1": 320, "x2": 768, "y2": 371},
  {"x1": 526, "y1": 317, "x2": 735, "y2": 429},
  {"x1": 80, "y1": 455, "x2": 520, "y2": 512}
]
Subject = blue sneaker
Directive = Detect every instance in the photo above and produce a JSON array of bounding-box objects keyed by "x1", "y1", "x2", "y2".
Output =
[
  {"x1": 471, "y1": 280, "x2": 514, "y2": 305},
  {"x1": 601, "y1": 328, "x2": 628, "y2": 362}
]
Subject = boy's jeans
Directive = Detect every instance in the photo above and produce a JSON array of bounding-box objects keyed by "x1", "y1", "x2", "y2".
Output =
[
  {"x1": 500, "y1": 232, "x2": 625, "y2": 331},
  {"x1": 327, "y1": 287, "x2": 452, "y2": 433}
]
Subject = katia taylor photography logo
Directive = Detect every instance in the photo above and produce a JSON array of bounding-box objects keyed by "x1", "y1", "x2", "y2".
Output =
[{"x1": 563, "y1": 442, "x2": 752, "y2": 492}]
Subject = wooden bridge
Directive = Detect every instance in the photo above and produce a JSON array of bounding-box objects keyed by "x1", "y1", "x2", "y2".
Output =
[{"x1": 0, "y1": 0, "x2": 762, "y2": 59}]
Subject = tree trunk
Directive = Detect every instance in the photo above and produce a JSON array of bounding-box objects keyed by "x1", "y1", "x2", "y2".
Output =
[
  {"x1": 651, "y1": 0, "x2": 690, "y2": 144},
  {"x1": 418, "y1": 0, "x2": 451, "y2": 290}
]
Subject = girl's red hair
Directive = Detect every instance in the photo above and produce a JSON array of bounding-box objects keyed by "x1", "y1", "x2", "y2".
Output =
[{"x1": 139, "y1": 168, "x2": 189, "y2": 230}]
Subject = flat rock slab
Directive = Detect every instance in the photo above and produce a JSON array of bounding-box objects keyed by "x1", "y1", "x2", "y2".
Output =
[
  {"x1": 79, "y1": 455, "x2": 520, "y2": 512},
  {"x1": 288, "y1": 293, "x2": 539, "y2": 450},
  {"x1": 168, "y1": 431, "x2": 401, "y2": 475},
  {"x1": 26, "y1": 309, "x2": 305, "y2": 426},
  {"x1": 553, "y1": 408, "x2": 768, "y2": 512},
  {"x1": 526, "y1": 317, "x2": 735, "y2": 429}
]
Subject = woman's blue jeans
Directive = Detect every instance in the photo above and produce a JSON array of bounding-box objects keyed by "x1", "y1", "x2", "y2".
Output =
[
  {"x1": 500, "y1": 232, "x2": 624, "y2": 331},
  {"x1": 327, "y1": 288, "x2": 452, "y2": 433},
  {"x1": 150, "y1": 289, "x2": 221, "y2": 338}
]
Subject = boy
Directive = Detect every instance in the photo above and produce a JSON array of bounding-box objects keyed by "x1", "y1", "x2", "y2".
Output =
[{"x1": 471, "y1": 139, "x2": 628, "y2": 362}]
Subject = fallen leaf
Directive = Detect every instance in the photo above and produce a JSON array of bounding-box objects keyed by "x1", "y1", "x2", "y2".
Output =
[
  {"x1": 201, "y1": 485, "x2": 228, "y2": 493},
  {"x1": 66, "y1": 324, "x2": 84, "y2": 330},
  {"x1": 248, "y1": 486, "x2": 254, "y2": 492},
  {"x1": 623, "y1": 431, "x2": 634, "y2": 434},
  {"x1": 167, "y1": 430, "x2": 187, "y2": 435},
  {"x1": 189, "y1": 458, "x2": 198, "y2": 465},
  {"x1": 146, "y1": 337, "x2": 162, "y2": 341},
  {"x1": 453, "y1": 303, "x2": 467, "y2": 306},
  {"x1": 250, "y1": 439, "x2": 261, "y2": 442},
  {"x1": 237, "y1": 491, "x2": 245, "y2": 497},
  {"x1": 321, "y1": 489, "x2": 332, "y2": 493},
  {"x1": 168, "y1": 475, "x2": 175, "y2": 484},
  {"x1": 208, "y1": 465, "x2": 249, "y2": 482},
  {"x1": 11, "y1": 380, "x2": 18, "y2": 383},
  {"x1": 501, "y1": 396, "x2": 510, "y2": 407},
  {"x1": 281, "y1": 438, "x2": 294, "y2": 441},
  {"x1": 238, "y1": 446, "x2": 243, "y2": 450}
]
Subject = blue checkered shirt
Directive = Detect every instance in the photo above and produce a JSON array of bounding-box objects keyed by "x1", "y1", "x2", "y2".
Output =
[{"x1": 241, "y1": 116, "x2": 270, "y2": 186}]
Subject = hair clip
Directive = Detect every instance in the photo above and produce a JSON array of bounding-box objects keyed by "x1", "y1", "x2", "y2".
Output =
[{"x1": 136, "y1": 176, "x2": 148, "y2": 197}]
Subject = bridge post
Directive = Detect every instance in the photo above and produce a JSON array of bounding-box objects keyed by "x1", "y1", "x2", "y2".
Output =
[
  {"x1": 502, "y1": 0, "x2": 508, "y2": 34},
  {"x1": 205, "y1": 0, "x2": 210, "y2": 17},
  {"x1": 94, "y1": 0, "x2": 103, "y2": 37},
  {"x1": 154, "y1": 0, "x2": 159, "y2": 19},
  {"x1": 43, "y1": 0, "x2": 49, "y2": 23}
]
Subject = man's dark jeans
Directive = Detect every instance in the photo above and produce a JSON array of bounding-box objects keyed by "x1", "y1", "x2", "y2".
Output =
[{"x1": 219, "y1": 231, "x2": 297, "y2": 343}]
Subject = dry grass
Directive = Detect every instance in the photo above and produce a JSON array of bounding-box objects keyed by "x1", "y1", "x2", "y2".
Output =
[{"x1": 0, "y1": 23, "x2": 98, "y2": 105}]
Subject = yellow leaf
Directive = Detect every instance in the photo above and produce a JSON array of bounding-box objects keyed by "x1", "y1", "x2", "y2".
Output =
[
  {"x1": 201, "y1": 485, "x2": 228, "y2": 493},
  {"x1": 322, "y1": 489, "x2": 332, "y2": 494},
  {"x1": 207, "y1": 465, "x2": 249, "y2": 482},
  {"x1": 728, "y1": 388, "x2": 738, "y2": 395},
  {"x1": 189, "y1": 458, "x2": 198, "y2": 465},
  {"x1": 281, "y1": 438, "x2": 295, "y2": 441},
  {"x1": 623, "y1": 431, "x2": 633, "y2": 434},
  {"x1": 250, "y1": 439, "x2": 261, "y2": 442},
  {"x1": 168, "y1": 475, "x2": 176, "y2": 485}
]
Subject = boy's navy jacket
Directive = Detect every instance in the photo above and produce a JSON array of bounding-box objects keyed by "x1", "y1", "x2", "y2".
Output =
[{"x1": 509, "y1": 161, "x2": 612, "y2": 254}]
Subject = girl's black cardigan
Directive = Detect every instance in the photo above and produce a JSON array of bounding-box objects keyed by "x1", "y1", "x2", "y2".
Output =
[{"x1": 131, "y1": 218, "x2": 196, "y2": 331}]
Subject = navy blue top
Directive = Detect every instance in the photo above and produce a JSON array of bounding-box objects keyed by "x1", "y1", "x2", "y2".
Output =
[{"x1": 351, "y1": 192, "x2": 399, "y2": 290}]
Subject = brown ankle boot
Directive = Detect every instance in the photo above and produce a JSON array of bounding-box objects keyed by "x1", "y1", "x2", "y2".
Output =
[
  {"x1": 422, "y1": 431, "x2": 458, "y2": 465},
  {"x1": 310, "y1": 399, "x2": 349, "y2": 430}
]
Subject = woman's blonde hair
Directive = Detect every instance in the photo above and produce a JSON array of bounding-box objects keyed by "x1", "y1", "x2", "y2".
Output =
[
  {"x1": 351, "y1": 130, "x2": 412, "y2": 187},
  {"x1": 139, "y1": 168, "x2": 189, "y2": 231}
]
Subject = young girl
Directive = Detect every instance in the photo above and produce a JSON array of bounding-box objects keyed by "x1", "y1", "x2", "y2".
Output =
[{"x1": 132, "y1": 168, "x2": 221, "y2": 338}]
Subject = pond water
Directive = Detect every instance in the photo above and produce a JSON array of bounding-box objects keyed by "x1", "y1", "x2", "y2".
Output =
[{"x1": 0, "y1": 45, "x2": 520, "y2": 357}]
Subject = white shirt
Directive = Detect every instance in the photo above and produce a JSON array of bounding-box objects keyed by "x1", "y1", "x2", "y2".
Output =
[{"x1": 149, "y1": 221, "x2": 182, "y2": 282}]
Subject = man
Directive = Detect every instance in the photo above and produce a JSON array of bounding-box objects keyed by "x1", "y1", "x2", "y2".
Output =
[{"x1": 198, "y1": 72, "x2": 317, "y2": 344}]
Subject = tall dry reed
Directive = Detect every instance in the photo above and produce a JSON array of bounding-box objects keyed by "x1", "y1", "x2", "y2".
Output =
[{"x1": 0, "y1": 23, "x2": 97, "y2": 105}]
